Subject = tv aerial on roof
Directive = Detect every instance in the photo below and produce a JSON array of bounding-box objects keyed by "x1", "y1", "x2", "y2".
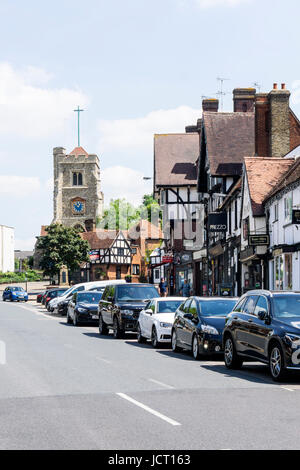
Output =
[{"x1": 217, "y1": 77, "x2": 230, "y2": 111}]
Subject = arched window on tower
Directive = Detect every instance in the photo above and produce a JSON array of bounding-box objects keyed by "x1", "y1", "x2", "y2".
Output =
[{"x1": 72, "y1": 172, "x2": 83, "y2": 186}]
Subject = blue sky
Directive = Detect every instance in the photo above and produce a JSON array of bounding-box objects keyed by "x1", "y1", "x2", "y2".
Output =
[{"x1": 0, "y1": 0, "x2": 300, "y2": 249}]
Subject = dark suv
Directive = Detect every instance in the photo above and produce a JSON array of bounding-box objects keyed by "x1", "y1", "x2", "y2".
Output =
[
  {"x1": 98, "y1": 283, "x2": 160, "y2": 338},
  {"x1": 223, "y1": 290, "x2": 300, "y2": 381}
]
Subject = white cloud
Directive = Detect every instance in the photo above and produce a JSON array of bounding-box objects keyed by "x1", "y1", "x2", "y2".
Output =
[
  {"x1": 0, "y1": 63, "x2": 89, "y2": 138},
  {"x1": 14, "y1": 237, "x2": 37, "y2": 251},
  {"x1": 195, "y1": 0, "x2": 250, "y2": 7},
  {"x1": 291, "y1": 81, "x2": 300, "y2": 105},
  {"x1": 102, "y1": 166, "x2": 153, "y2": 207},
  {"x1": 98, "y1": 105, "x2": 201, "y2": 153},
  {"x1": 0, "y1": 175, "x2": 41, "y2": 197}
]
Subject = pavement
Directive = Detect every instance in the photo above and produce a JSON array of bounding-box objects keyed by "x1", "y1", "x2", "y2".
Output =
[{"x1": 1, "y1": 300, "x2": 300, "y2": 450}]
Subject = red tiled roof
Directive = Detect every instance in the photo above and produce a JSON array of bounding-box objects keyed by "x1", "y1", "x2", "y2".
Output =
[
  {"x1": 68, "y1": 146, "x2": 89, "y2": 157},
  {"x1": 244, "y1": 157, "x2": 295, "y2": 216},
  {"x1": 264, "y1": 158, "x2": 300, "y2": 202},
  {"x1": 204, "y1": 112, "x2": 255, "y2": 176},
  {"x1": 81, "y1": 230, "x2": 119, "y2": 249},
  {"x1": 154, "y1": 133, "x2": 199, "y2": 187}
]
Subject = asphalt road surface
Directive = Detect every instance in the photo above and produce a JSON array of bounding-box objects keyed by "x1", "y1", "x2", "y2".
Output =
[{"x1": 1, "y1": 300, "x2": 300, "y2": 450}]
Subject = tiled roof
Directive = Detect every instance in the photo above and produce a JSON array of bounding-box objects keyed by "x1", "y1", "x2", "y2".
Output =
[
  {"x1": 204, "y1": 112, "x2": 255, "y2": 176},
  {"x1": 154, "y1": 133, "x2": 199, "y2": 187},
  {"x1": 40, "y1": 226, "x2": 48, "y2": 237},
  {"x1": 264, "y1": 158, "x2": 300, "y2": 202},
  {"x1": 81, "y1": 230, "x2": 119, "y2": 249},
  {"x1": 244, "y1": 157, "x2": 295, "y2": 216},
  {"x1": 128, "y1": 220, "x2": 163, "y2": 240},
  {"x1": 68, "y1": 146, "x2": 89, "y2": 157}
]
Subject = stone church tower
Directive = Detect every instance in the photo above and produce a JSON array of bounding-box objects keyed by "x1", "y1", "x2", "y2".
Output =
[{"x1": 52, "y1": 146, "x2": 103, "y2": 231}]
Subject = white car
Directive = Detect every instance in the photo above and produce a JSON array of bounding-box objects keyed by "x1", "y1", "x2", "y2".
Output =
[
  {"x1": 137, "y1": 297, "x2": 186, "y2": 348},
  {"x1": 48, "y1": 280, "x2": 125, "y2": 313}
]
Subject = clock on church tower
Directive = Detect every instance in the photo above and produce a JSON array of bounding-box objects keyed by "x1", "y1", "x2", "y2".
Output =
[{"x1": 52, "y1": 146, "x2": 103, "y2": 230}]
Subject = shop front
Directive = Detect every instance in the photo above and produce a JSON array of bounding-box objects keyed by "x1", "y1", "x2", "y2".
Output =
[
  {"x1": 174, "y1": 252, "x2": 194, "y2": 295},
  {"x1": 268, "y1": 246, "x2": 300, "y2": 291}
]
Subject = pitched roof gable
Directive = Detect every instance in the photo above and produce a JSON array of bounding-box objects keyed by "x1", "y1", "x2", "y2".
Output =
[
  {"x1": 203, "y1": 112, "x2": 255, "y2": 176},
  {"x1": 154, "y1": 133, "x2": 199, "y2": 187},
  {"x1": 264, "y1": 157, "x2": 300, "y2": 203},
  {"x1": 68, "y1": 146, "x2": 89, "y2": 157},
  {"x1": 244, "y1": 157, "x2": 295, "y2": 216}
]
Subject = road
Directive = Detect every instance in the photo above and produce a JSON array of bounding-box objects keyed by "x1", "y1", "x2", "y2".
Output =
[{"x1": 1, "y1": 300, "x2": 300, "y2": 450}]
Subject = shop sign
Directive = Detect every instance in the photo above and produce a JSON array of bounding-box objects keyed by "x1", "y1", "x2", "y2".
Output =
[
  {"x1": 89, "y1": 250, "x2": 100, "y2": 261},
  {"x1": 248, "y1": 235, "x2": 270, "y2": 246},
  {"x1": 208, "y1": 212, "x2": 227, "y2": 233},
  {"x1": 162, "y1": 255, "x2": 173, "y2": 264},
  {"x1": 292, "y1": 209, "x2": 300, "y2": 224}
]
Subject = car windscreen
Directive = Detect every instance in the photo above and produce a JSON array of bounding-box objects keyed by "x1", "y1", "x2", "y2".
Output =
[
  {"x1": 199, "y1": 300, "x2": 237, "y2": 317},
  {"x1": 77, "y1": 292, "x2": 102, "y2": 304},
  {"x1": 117, "y1": 285, "x2": 159, "y2": 301},
  {"x1": 157, "y1": 301, "x2": 183, "y2": 313},
  {"x1": 12, "y1": 287, "x2": 24, "y2": 292},
  {"x1": 273, "y1": 295, "x2": 300, "y2": 318}
]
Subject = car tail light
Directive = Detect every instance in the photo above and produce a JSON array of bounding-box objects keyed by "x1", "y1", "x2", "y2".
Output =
[{"x1": 46, "y1": 297, "x2": 51, "y2": 302}]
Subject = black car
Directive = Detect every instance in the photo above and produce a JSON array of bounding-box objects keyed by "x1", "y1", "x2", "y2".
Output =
[
  {"x1": 172, "y1": 296, "x2": 238, "y2": 360},
  {"x1": 67, "y1": 291, "x2": 103, "y2": 326},
  {"x1": 98, "y1": 283, "x2": 160, "y2": 338},
  {"x1": 223, "y1": 290, "x2": 300, "y2": 381},
  {"x1": 45, "y1": 288, "x2": 68, "y2": 310}
]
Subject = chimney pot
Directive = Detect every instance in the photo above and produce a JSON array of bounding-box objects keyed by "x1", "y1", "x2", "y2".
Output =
[
  {"x1": 273, "y1": 83, "x2": 278, "y2": 90},
  {"x1": 202, "y1": 98, "x2": 219, "y2": 113},
  {"x1": 281, "y1": 83, "x2": 286, "y2": 90}
]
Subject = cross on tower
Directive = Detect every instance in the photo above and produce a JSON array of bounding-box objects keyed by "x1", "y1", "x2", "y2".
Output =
[{"x1": 74, "y1": 106, "x2": 84, "y2": 147}]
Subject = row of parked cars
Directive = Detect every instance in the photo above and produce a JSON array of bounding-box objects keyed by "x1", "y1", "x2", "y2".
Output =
[{"x1": 37, "y1": 280, "x2": 300, "y2": 382}]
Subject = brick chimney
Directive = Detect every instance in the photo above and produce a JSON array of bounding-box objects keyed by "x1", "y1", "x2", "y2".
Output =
[
  {"x1": 233, "y1": 88, "x2": 256, "y2": 112},
  {"x1": 255, "y1": 93, "x2": 269, "y2": 157},
  {"x1": 268, "y1": 83, "x2": 291, "y2": 157},
  {"x1": 202, "y1": 98, "x2": 219, "y2": 112}
]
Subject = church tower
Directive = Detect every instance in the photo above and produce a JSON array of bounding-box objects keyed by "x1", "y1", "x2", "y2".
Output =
[{"x1": 53, "y1": 146, "x2": 103, "y2": 231}]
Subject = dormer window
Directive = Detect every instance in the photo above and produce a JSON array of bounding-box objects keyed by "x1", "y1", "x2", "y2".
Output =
[{"x1": 73, "y1": 172, "x2": 83, "y2": 186}]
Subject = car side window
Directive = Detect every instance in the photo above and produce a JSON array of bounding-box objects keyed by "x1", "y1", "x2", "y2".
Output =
[
  {"x1": 182, "y1": 300, "x2": 191, "y2": 313},
  {"x1": 107, "y1": 286, "x2": 115, "y2": 300},
  {"x1": 233, "y1": 297, "x2": 246, "y2": 313},
  {"x1": 243, "y1": 295, "x2": 259, "y2": 315},
  {"x1": 101, "y1": 287, "x2": 109, "y2": 301},
  {"x1": 254, "y1": 296, "x2": 269, "y2": 317},
  {"x1": 189, "y1": 299, "x2": 198, "y2": 319},
  {"x1": 72, "y1": 293, "x2": 77, "y2": 303}
]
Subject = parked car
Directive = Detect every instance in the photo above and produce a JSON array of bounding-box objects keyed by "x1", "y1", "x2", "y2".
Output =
[
  {"x1": 171, "y1": 296, "x2": 238, "y2": 360},
  {"x1": 223, "y1": 290, "x2": 300, "y2": 381},
  {"x1": 2, "y1": 286, "x2": 29, "y2": 302},
  {"x1": 67, "y1": 291, "x2": 103, "y2": 326},
  {"x1": 37, "y1": 291, "x2": 46, "y2": 303},
  {"x1": 45, "y1": 288, "x2": 68, "y2": 310},
  {"x1": 138, "y1": 297, "x2": 186, "y2": 347},
  {"x1": 49, "y1": 280, "x2": 126, "y2": 314},
  {"x1": 98, "y1": 283, "x2": 160, "y2": 338},
  {"x1": 42, "y1": 288, "x2": 57, "y2": 305}
]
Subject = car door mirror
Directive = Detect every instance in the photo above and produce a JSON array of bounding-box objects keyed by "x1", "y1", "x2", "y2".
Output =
[
  {"x1": 145, "y1": 309, "x2": 153, "y2": 315},
  {"x1": 258, "y1": 310, "x2": 266, "y2": 321},
  {"x1": 107, "y1": 296, "x2": 113, "y2": 302}
]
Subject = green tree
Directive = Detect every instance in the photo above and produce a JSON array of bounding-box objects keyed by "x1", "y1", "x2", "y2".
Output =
[
  {"x1": 98, "y1": 198, "x2": 140, "y2": 230},
  {"x1": 36, "y1": 224, "x2": 90, "y2": 277},
  {"x1": 139, "y1": 194, "x2": 161, "y2": 224}
]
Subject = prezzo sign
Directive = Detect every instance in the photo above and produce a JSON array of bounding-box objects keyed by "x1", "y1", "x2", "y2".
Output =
[
  {"x1": 292, "y1": 209, "x2": 300, "y2": 225},
  {"x1": 208, "y1": 212, "x2": 227, "y2": 233}
]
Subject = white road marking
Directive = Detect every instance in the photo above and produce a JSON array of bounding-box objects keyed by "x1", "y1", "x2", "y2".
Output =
[
  {"x1": 116, "y1": 392, "x2": 181, "y2": 426},
  {"x1": 148, "y1": 378, "x2": 174, "y2": 389},
  {"x1": 281, "y1": 386, "x2": 295, "y2": 392},
  {"x1": 96, "y1": 357, "x2": 111, "y2": 364}
]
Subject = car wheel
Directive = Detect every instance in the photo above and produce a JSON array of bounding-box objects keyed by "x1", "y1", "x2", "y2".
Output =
[
  {"x1": 192, "y1": 335, "x2": 200, "y2": 360},
  {"x1": 113, "y1": 317, "x2": 124, "y2": 339},
  {"x1": 3, "y1": 298, "x2": 5, "y2": 302},
  {"x1": 171, "y1": 329, "x2": 180, "y2": 352},
  {"x1": 151, "y1": 327, "x2": 160, "y2": 348},
  {"x1": 99, "y1": 314, "x2": 109, "y2": 335},
  {"x1": 137, "y1": 324, "x2": 146, "y2": 343},
  {"x1": 224, "y1": 336, "x2": 243, "y2": 369},
  {"x1": 269, "y1": 343, "x2": 286, "y2": 382}
]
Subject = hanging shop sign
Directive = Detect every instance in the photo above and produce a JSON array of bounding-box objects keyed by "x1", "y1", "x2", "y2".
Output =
[
  {"x1": 162, "y1": 255, "x2": 173, "y2": 264},
  {"x1": 248, "y1": 234, "x2": 270, "y2": 246},
  {"x1": 89, "y1": 250, "x2": 100, "y2": 262},
  {"x1": 208, "y1": 212, "x2": 227, "y2": 233}
]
